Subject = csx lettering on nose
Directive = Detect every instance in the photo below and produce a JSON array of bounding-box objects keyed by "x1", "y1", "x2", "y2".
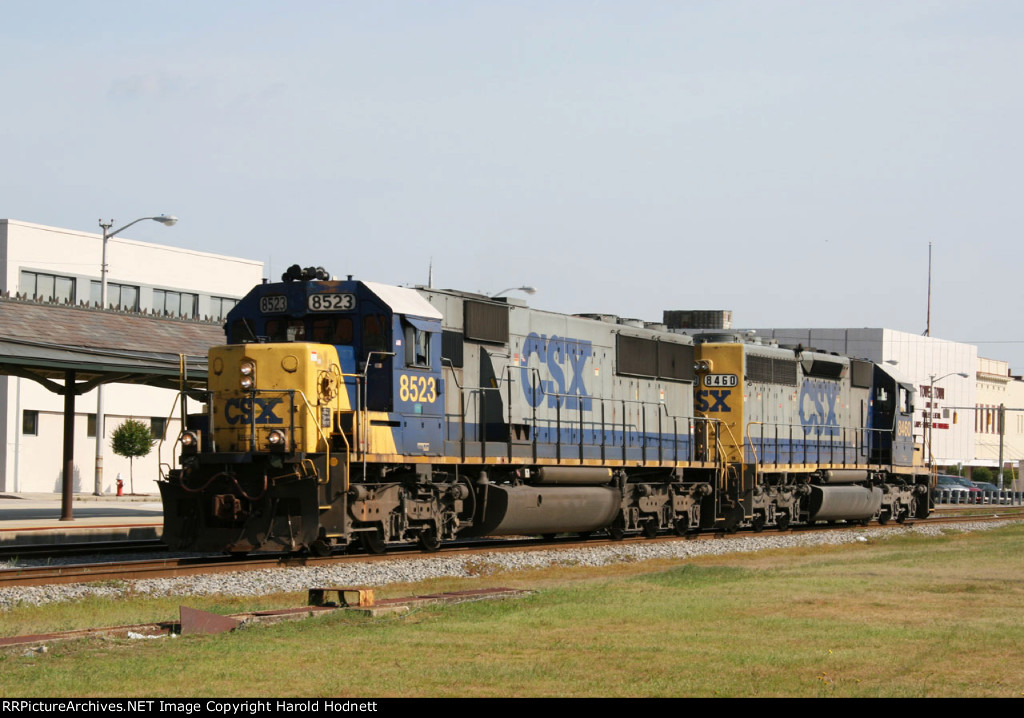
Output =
[{"x1": 224, "y1": 397, "x2": 285, "y2": 425}]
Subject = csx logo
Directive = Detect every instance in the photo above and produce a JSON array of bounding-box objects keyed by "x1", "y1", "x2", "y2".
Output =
[
  {"x1": 224, "y1": 397, "x2": 284, "y2": 425},
  {"x1": 696, "y1": 390, "x2": 732, "y2": 412},
  {"x1": 520, "y1": 333, "x2": 593, "y2": 411},
  {"x1": 799, "y1": 381, "x2": 839, "y2": 437}
]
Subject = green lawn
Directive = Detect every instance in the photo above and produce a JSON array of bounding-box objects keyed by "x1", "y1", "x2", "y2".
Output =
[{"x1": 2, "y1": 524, "x2": 1022, "y2": 697}]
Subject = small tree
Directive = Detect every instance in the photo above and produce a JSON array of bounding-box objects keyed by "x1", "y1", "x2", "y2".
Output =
[
  {"x1": 111, "y1": 418, "x2": 155, "y2": 495},
  {"x1": 972, "y1": 467, "x2": 993, "y2": 483}
]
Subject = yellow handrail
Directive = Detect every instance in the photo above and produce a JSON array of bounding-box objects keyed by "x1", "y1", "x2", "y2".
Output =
[{"x1": 291, "y1": 389, "x2": 344, "y2": 488}]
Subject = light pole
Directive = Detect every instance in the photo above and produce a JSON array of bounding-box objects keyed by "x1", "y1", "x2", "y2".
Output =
[
  {"x1": 490, "y1": 286, "x2": 537, "y2": 299},
  {"x1": 926, "y1": 371, "x2": 968, "y2": 471},
  {"x1": 93, "y1": 215, "x2": 178, "y2": 496}
]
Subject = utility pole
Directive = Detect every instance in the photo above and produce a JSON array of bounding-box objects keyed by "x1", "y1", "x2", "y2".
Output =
[{"x1": 998, "y1": 403, "x2": 1006, "y2": 489}]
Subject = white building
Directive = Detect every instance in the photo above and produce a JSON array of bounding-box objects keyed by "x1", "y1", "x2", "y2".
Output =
[
  {"x1": 739, "y1": 328, "x2": 977, "y2": 467},
  {"x1": 0, "y1": 219, "x2": 263, "y2": 495},
  {"x1": 974, "y1": 357, "x2": 1024, "y2": 476}
]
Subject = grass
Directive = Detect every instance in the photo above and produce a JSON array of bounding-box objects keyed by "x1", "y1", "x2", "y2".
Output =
[{"x1": 2, "y1": 525, "x2": 1023, "y2": 697}]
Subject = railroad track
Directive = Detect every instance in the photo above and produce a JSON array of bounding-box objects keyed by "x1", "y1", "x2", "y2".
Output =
[
  {"x1": 3, "y1": 512, "x2": 1021, "y2": 589},
  {"x1": 0, "y1": 536, "x2": 562, "y2": 588},
  {"x1": 0, "y1": 538, "x2": 166, "y2": 563}
]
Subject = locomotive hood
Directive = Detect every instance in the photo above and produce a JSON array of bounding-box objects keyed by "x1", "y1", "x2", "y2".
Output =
[{"x1": 362, "y1": 281, "x2": 442, "y2": 320}]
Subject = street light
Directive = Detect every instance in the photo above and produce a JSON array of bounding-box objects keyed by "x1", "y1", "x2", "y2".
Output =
[
  {"x1": 926, "y1": 371, "x2": 969, "y2": 470},
  {"x1": 490, "y1": 286, "x2": 537, "y2": 299},
  {"x1": 93, "y1": 215, "x2": 178, "y2": 496}
]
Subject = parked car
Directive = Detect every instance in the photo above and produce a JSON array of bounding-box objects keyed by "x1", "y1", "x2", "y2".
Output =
[
  {"x1": 970, "y1": 481, "x2": 1003, "y2": 504},
  {"x1": 933, "y1": 475, "x2": 983, "y2": 504}
]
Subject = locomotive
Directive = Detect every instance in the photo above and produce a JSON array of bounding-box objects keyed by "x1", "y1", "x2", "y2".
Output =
[{"x1": 159, "y1": 266, "x2": 930, "y2": 554}]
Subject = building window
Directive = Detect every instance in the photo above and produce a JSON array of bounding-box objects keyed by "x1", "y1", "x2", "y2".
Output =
[
  {"x1": 87, "y1": 414, "x2": 97, "y2": 438},
  {"x1": 151, "y1": 417, "x2": 167, "y2": 440},
  {"x1": 90, "y1": 281, "x2": 140, "y2": 311},
  {"x1": 21, "y1": 271, "x2": 76, "y2": 303},
  {"x1": 22, "y1": 410, "x2": 38, "y2": 435},
  {"x1": 210, "y1": 296, "x2": 239, "y2": 321},
  {"x1": 154, "y1": 289, "x2": 198, "y2": 318}
]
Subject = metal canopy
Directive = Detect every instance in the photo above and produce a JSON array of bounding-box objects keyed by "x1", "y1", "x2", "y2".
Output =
[
  {"x1": 0, "y1": 296, "x2": 227, "y2": 520},
  {"x1": 0, "y1": 337, "x2": 209, "y2": 392}
]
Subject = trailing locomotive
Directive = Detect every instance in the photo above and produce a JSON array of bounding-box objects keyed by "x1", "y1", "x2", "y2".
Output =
[{"x1": 160, "y1": 267, "x2": 930, "y2": 554}]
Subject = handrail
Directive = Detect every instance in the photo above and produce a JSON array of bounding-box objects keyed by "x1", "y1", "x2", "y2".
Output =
[
  {"x1": 741, "y1": 420, "x2": 897, "y2": 467},
  {"x1": 437, "y1": 361, "x2": 723, "y2": 469},
  {"x1": 289, "y1": 388, "x2": 338, "y2": 486},
  {"x1": 156, "y1": 391, "x2": 184, "y2": 480}
]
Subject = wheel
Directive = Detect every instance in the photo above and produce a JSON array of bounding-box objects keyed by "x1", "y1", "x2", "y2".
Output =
[
  {"x1": 877, "y1": 510, "x2": 891, "y2": 526},
  {"x1": 360, "y1": 527, "x2": 387, "y2": 554},
  {"x1": 776, "y1": 512, "x2": 791, "y2": 531},
  {"x1": 417, "y1": 526, "x2": 441, "y2": 553},
  {"x1": 915, "y1": 497, "x2": 931, "y2": 519},
  {"x1": 896, "y1": 508, "x2": 909, "y2": 524},
  {"x1": 642, "y1": 519, "x2": 659, "y2": 539},
  {"x1": 608, "y1": 518, "x2": 626, "y2": 541},
  {"x1": 673, "y1": 519, "x2": 689, "y2": 537},
  {"x1": 723, "y1": 505, "x2": 744, "y2": 533},
  {"x1": 858, "y1": 518, "x2": 871, "y2": 527},
  {"x1": 752, "y1": 514, "x2": 766, "y2": 533}
]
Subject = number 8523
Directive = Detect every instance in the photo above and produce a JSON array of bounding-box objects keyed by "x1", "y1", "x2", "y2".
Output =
[{"x1": 399, "y1": 374, "x2": 438, "y2": 403}]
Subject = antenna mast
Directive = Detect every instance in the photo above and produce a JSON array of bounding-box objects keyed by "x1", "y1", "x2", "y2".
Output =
[{"x1": 925, "y1": 242, "x2": 932, "y2": 336}]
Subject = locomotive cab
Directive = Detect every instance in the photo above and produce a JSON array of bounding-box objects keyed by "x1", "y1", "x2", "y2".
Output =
[{"x1": 219, "y1": 274, "x2": 445, "y2": 456}]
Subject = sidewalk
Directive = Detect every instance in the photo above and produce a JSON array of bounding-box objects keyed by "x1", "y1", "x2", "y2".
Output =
[{"x1": 0, "y1": 492, "x2": 164, "y2": 548}]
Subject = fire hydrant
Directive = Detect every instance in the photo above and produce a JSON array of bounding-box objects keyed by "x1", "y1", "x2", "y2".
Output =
[{"x1": 116, "y1": 478, "x2": 124, "y2": 497}]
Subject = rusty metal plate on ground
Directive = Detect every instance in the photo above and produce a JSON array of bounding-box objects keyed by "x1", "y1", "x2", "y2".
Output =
[{"x1": 180, "y1": 606, "x2": 242, "y2": 635}]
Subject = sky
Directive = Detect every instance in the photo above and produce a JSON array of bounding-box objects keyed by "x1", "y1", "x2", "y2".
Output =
[{"x1": 2, "y1": 1, "x2": 1022, "y2": 370}]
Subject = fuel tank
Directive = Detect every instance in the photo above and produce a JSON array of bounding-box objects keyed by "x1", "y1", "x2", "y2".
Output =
[
  {"x1": 463, "y1": 484, "x2": 621, "y2": 536},
  {"x1": 807, "y1": 485, "x2": 883, "y2": 521}
]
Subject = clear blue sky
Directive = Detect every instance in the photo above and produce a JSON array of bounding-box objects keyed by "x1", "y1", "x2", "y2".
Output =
[{"x1": 3, "y1": 1, "x2": 1022, "y2": 370}]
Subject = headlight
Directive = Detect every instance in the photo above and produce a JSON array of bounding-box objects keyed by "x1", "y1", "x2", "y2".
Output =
[
  {"x1": 240, "y1": 361, "x2": 255, "y2": 376},
  {"x1": 179, "y1": 430, "x2": 200, "y2": 454},
  {"x1": 240, "y1": 375, "x2": 254, "y2": 390},
  {"x1": 267, "y1": 429, "x2": 288, "y2": 450}
]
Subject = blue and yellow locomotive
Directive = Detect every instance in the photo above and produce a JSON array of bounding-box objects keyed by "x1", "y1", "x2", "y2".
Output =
[{"x1": 160, "y1": 266, "x2": 929, "y2": 553}]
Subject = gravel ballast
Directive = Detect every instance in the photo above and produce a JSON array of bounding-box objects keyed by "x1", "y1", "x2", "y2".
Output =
[{"x1": 1, "y1": 520, "x2": 1017, "y2": 611}]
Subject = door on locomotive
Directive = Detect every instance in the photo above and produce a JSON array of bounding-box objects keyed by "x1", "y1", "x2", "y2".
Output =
[{"x1": 868, "y1": 364, "x2": 916, "y2": 466}]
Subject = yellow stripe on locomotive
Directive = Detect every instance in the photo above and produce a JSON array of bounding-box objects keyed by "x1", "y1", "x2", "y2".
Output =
[{"x1": 693, "y1": 342, "x2": 746, "y2": 464}]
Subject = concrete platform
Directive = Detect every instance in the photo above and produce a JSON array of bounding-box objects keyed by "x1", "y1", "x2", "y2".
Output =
[{"x1": 0, "y1": 493, "x2": 163, "y2": 548}]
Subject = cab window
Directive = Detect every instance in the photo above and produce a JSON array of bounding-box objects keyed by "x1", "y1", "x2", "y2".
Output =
[
  {"x1": 312, "y1": 317, "x2": 354, "y2": 344},
  {"x1": 363, "y1": 314, "x2": 389, "y2": 359},
  {"x1": 403, "y1": 323, "x2": 431, "y2": 368},
  {"x1": 266, "y1": 319, "x2": 306, "y2": 342}
]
